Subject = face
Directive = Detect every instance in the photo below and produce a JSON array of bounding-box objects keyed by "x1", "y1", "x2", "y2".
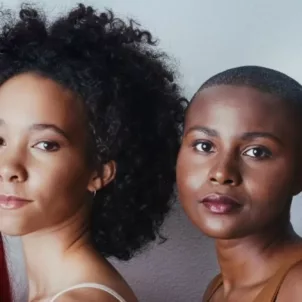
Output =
[
  {"x1": 0, "y1": 73, "x2": 102, "y2": 236},
  {"x1": 177, "y1": 85, "x2": 302, "y2": 239}
]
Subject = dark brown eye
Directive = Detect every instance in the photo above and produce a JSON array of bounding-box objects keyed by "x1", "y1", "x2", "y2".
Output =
[
  {"x1": 194, "y1": 141, "x2": 214, "y2": 153},
  {"x1": 244, "y1": 147, "x2": 271, "y2": 158},
  {"x1": 34, "y1": 141, "x2": 60, "y2": 152}
]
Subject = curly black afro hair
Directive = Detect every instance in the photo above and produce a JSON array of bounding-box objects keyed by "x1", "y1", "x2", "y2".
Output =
[{"x1": 0, "y1": 3, "x2": 187, "y2": 260}]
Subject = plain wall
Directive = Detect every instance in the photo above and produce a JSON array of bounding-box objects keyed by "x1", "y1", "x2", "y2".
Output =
[{"x1": 3, "y1": 0, "x2": 302, "y2": 301}]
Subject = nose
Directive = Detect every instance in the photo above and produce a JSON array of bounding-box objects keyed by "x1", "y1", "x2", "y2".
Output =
[
  {"x1": 208, "y1": 154, "x2": 242, "y2": 186},
  {"x1": 0, "y1": 149, "x2": 28, "y2": 183}
]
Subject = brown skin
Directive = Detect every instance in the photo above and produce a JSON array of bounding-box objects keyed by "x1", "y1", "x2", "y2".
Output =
[
  {"x1": 177, "y1": 85, "x2": 302, "y2": 301},
  {"x1": 0, "y1": 73, "x2": 137, "y2": 302}
]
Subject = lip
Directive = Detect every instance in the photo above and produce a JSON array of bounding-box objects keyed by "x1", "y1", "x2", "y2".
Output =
[
  {"x1": 200, "y1": 193, "x2": 242, "y2": 214},
  {"x1": 0, "y1": 194, "x2": 32, "y2": 210}
]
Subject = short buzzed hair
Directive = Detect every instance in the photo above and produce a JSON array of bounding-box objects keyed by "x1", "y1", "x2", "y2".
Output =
[{"x1": 193, "y1": 66, "x2": 302, "y2": 107}]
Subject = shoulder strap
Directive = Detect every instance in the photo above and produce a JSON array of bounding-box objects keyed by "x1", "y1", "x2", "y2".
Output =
[
  {"x1": 254, "y1": 259, "x2": 302, "y2": 302},
  {"x1": 50, "y1": 283, "x2": 126, "y2": 302},
  {"x1": 203, "y1": 274, "x2": 223, "y2": 302}
]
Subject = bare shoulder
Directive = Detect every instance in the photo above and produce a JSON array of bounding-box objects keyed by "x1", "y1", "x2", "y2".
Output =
[
  {"x1": 276, "y1": 260, "x2": 302, "y2": 302},
  {"x1": 63, "y1": 249, "x2": 138, "y2": 301}
]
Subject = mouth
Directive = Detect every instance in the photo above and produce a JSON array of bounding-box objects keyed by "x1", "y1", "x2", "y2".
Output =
[
  {"x1": 199, "y1": 193, "x2": 242, "y2": 214},
  {"x1": 0, "y1": 194, "x2": 32, "y2": 210}
]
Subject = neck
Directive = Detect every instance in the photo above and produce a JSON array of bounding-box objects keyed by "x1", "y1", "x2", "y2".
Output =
[
  {"x1": 21, "y1": 205, "x2": 91, "y2": 299},
  {"x1": 215, "y1": 221, "x2": 301, "y2": 290}
]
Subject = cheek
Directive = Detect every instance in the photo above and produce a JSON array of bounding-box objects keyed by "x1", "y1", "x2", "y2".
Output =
[
  {"x1": 244, "y1": 161, "x2": 294, "y2": 212},
  {"x1": 248, "y1": 160, "x2": 292, "y2": 190},
  {"x1": 29, "y1": 156, "x2": 90, "y2": 208},
  {"x1": 178, "y1": 171, "x2": 202, "y2": 197},
  {"x1": 177, "y1": 151, "x2": 208, "y2": 205}
]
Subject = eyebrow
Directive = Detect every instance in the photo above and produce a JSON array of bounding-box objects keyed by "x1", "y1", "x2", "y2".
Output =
[
  {"x1": 185, "y1": 126, "x2": 218, "y2": 137},
  {"x1": 29, "y1": 123, "x2": 70, "y2": 140},
  {"x1": 240, "y1": 131, "x2": 282, "y2": 144},
  {"x1": 0, "y1": 119, "x2": 70, "y2": 141},
  {"x1": 185, "y1": 126, "x2": 282, "y2": 144}
]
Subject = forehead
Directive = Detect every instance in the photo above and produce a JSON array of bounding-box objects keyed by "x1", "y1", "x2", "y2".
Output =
[
  {"x1": 0, "y1": 72, "x2": 86, "y2": 130},
  {"x1": 186, "y1": 85, "x2": 296, "y2": 134}
]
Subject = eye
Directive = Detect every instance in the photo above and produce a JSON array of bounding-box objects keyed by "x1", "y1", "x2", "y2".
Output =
[
  {"x1": 193, "y1": 141, "x2": 215, "y2": 153},
  {"x1": 243, "y1": 147, "x2": 271, "y2": 159},
  {"x1": 33, "y1": 141, "x2": 60, "y2": 152}
]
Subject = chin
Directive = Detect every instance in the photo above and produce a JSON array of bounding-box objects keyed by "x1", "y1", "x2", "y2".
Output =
[
  {"x1": 192, "y1": 216, "x2": 244, "y2": 240},
  {"x1": 0, "y1": 217, "x2": 34, "y2": 237},
  {"x1": 204, "y1": 230, "x2": 239, "y2": 240},
  {"x1": 199, "y1": 227, "x2": 235, "y2": 239},
  {"x1": 0, "y1": 227, "x2": 30, "y2": 237}
]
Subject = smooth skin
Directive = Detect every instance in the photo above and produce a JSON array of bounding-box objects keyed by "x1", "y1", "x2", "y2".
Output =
[
  {"x1": 177, "y1": 85, "x2": 302, "y2": 301},
  {"x1": 0, "y1": 73, "x2": 137, "y2": 302}
]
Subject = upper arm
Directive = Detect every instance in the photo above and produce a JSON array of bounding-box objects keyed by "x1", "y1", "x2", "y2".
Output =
[{"x1": 276, "y1": 261, "x2": 302, "y2": 301}]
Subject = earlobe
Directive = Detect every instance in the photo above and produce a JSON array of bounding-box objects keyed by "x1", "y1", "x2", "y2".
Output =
[{"x1": 87, "y1": 161, "x2": 116, "y2": 193}]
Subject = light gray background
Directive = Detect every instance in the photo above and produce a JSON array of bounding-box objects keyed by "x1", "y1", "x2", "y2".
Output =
[{"x1": 3, "y1": 0, "x2": 302, "y2": 301}]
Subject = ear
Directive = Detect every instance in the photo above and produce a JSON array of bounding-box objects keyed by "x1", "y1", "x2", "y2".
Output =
[{"x1": 87, "y1": 161, "x2": 116, "y2": 193}]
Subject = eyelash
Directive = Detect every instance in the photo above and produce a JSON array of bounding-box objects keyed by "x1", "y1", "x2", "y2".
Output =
[
  {"x1": 0, "y1": 138, "x2": 60, "y2": 152},
  {"x1": 192, "y1": 140, "x2": 272, "y2": 159},
  {"x1": 33, "y1": 141, "x2": 60, "y2": 152},
  {"x1": 242, "y1": 146, "x2": 272, "y2": 159},
  {"x1": 192, "y1": 140, "x2": 215, "y2": 153}
]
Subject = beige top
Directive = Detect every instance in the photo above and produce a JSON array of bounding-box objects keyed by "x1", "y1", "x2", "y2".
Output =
[{"x1": 50, "y1": 282, "x2": 126, "y2": 302}]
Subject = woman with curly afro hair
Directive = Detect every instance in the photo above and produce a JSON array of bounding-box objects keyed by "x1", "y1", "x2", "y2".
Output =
[{"x1": 0, "y1": 3, "x2": 186, "y2": 302}]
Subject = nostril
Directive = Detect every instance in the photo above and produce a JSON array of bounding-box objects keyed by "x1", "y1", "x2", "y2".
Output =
[
  {"x1": 224, "y1": 179, "x2": 233, "y2": 185},
  {"x1": 210, "y1": 177, "x2": 234, "y2": 185}
]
